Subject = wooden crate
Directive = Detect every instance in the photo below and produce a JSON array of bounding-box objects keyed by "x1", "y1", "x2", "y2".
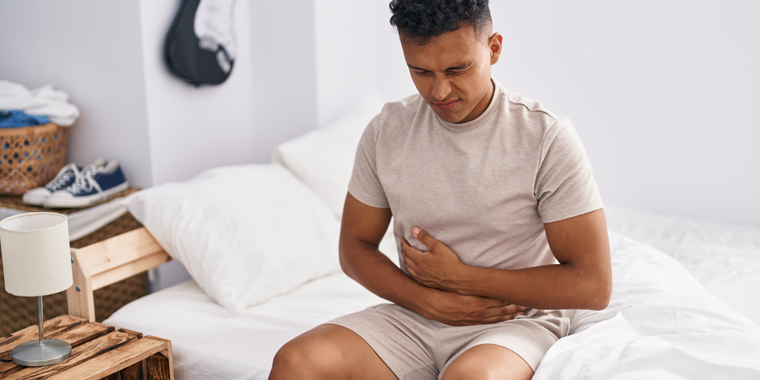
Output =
[{"x1": 0, "y1": 315, "x2": 173, "y2": 380}]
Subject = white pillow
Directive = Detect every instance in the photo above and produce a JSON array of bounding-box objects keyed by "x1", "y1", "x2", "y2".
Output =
[
  {"x1": 123, "y1": 164, "x2": 341, "y2": 311},
  {"x1": 273, "y1": 94, "x2": 400, "y2": 265},
  {"x1": 272, "y1": 94, "x2": 385, "y2": 219}
]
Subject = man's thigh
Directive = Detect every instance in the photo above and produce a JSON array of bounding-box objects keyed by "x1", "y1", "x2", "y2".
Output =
[
  {"x1": 440, "y1": 344, "x2": 533, "y2": 380},
  {"x1": 269, "y1": 324, "x2": 398, "y2": 380}
]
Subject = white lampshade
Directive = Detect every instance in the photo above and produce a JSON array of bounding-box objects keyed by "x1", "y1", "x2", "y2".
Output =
[{"x1": 0, "y1": 212, "x2": 72, "y2": 297}]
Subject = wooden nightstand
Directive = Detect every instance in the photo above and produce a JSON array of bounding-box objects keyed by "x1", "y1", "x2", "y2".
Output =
[
  {"x1": 0, "y1": 315, "x2": 173, "y2": 380},
  {"x1": 0, "y1": 188, "x2": 148, "y2": 338}
]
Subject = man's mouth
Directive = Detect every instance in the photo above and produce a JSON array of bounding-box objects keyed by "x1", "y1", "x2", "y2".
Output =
[{"x1": 432, "y1": 99, "x2": 459, "y2": 111}]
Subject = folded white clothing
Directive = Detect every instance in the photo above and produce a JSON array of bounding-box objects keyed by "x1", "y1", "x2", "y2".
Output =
[{"x1": 0, "y1": 80, "x2": 80, "y2": 126}]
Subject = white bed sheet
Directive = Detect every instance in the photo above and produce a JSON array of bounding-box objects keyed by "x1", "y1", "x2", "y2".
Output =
[
  {"x1": 605, "y1": 206, "x2": 760, "y2": 325},
  {"x1": 105, "y1": 230, "x2": 760, "y2": 380},
  {"x1": 107, "y1": 268, "x2": 385, "y2": 379}
]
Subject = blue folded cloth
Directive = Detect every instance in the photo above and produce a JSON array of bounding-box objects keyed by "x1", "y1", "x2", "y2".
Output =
[{"x1": 0, "y1": 110, "x2": 50, "y2": 128}]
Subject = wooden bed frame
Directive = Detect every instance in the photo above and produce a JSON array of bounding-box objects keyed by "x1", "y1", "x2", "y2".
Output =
[{"x1": 67, "y1": 227, "x2": 171, "y2": 321}]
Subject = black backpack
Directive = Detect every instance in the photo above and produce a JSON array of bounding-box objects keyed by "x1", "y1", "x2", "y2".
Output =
[{"x1": 164, "y1": 0, "x2": 235, "y2": 86}]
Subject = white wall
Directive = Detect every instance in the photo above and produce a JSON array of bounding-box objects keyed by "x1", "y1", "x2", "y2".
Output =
[
  {"x1": 138, "y1": 0, "x2": 257, "y2": 185},
  {"x1": 0, "y1": 0, "x2": 322, "y2": 291},
  {"x1": 2, "y1": 0, "x2": 757, "y2": 294},
  {"x1": 313, "y1": 0, "x2": 381, "y2": 127},
  {"x1": 0, "y1": 0, "x2": 154, "y2": 188},
  {"x1": 488, "y1": 1, "x2": 760, "y2": 226},
  {"x1": 249, "y1": 0, "x2": 319, "y2": 157},
  {"x1": 136, "y1": 0, "x2": 320, "y2": 290},
  {"x1": 366, "y1": 1, "x2": 760, "y2": 227}
]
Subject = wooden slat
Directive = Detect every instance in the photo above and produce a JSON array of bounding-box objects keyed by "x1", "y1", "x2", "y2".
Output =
[
  {"x1": 0, "y1": 322, "x2": 112, "y2": 374},
  {"x1": 78, "y1": 228, "x2": 169, "y2": 281},
  {"x1": 50, "y1": 321, "x2": 114, "y2": 348},
  {"x1": 45, "y1": 336, "x2": 166, "y2": 380},
  {"x1": 91, "y1": 250, "x2": 170, "y2": 291},
  {"x1": 119, "y1": 360, "x2": 146, "y2": 380},
  {"x1": 146, "y1": 335, "x2": 174, "y2": 380},
  {"x1": 3, "y1": 330, "x2": 139, "y2": 380},
  {"x1": 147, "y1": 353, "x2": 172, "y2": 380},
  {"x1": 0, "y1": 315, "x2": 85, "y2": 355},
  {"x1": 67, "y1": 248, "x2": 96, "y2": 321},
  {"x1": 1, "y1": 318, "x2": 173, "y2": 380},
  {"x1": 66, "y1": 227, "x2": 171, "y2": 321},
  {"x1": 118, "y1": 328, "x2": 143, "y2": 339}
]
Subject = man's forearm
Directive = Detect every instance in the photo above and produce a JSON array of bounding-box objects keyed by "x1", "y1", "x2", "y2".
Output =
[
  {"x1": 451, "y1": 263, "x2": 611, "y2": 310},
  {"x1": 403, "y1": 211, "x2": 612, "y2": 311},
  {"x1": 340, "y1": 240, "x2": 434, "y2": 316}
]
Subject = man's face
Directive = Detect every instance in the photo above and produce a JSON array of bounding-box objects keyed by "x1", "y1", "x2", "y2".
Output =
[{"x1": 400, "y1": 25, "x2": 502, "y2": 124}]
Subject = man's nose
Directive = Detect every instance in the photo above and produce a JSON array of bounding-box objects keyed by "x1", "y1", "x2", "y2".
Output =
[{"x1": 431, "y1": 75, "x2": 452, "y2": 101}]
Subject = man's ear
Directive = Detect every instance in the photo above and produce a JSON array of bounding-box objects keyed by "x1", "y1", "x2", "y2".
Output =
[{"x1": 489, "y1": 32, "x2": 503, "y2": 65}]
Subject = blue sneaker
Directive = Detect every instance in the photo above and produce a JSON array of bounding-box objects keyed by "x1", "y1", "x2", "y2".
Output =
[
  {"x1": 43, "y1": 160, "x2": 128, "y2": 208},
  {"x1": 22, "y1": 159, "x2": 105, "y2": 206}
]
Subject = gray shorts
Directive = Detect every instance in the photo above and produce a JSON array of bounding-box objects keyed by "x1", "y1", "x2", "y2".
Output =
[{"x1": 327, "y1": 303, "x2": 569, "y2": 380}]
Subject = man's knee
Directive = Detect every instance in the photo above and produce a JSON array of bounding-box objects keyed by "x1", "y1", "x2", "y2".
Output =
[
  {"x1": 441, "y1": 358, "x2": 501, "y2": 380},
  {"x1": 440, "y1": 345, "x2": 533, "y2": 380},
  {"x1": 269, "y1": 329, "x2": 348, "y2": 380},
  {"x1": 270, "y1": 338, "x2": 331, "y2": 379}
]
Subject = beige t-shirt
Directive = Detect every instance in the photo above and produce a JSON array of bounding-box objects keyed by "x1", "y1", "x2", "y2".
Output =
[{"x1": 348, "y1": 81, "x2": 603, "y2": 272}]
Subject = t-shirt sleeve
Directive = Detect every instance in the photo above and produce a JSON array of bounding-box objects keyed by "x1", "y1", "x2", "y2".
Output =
[
  {"x1": 347, "y1": 114, "x2": 390, "y2": 208},
  {"x1": 534, "y1": 117, "x2": 603, "y2": 223}
]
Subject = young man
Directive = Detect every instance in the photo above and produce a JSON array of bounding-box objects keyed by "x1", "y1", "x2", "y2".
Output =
[{"x1": 270, "y1": 1, "x2": 611, "y2": 379}]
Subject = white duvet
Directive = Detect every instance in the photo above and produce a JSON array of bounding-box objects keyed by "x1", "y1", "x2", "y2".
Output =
[{"x1": 105, "y1": 229, "x2": 760, "y2": 379}]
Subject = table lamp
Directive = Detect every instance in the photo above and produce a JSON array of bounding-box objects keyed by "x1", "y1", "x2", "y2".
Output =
[{"x1": 0, "y1": 212, "x2": 72, "y2": 366}]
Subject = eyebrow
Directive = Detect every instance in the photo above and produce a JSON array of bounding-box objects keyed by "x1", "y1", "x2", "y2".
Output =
[{"x1": 407, "y1": 62, "x2": 472, "y2": 72}]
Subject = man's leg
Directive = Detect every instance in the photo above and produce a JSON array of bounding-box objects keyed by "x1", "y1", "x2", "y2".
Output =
[
  {"x1": 439, "y1": 344, "x2": 533, "y2": 380},
  {"x1": 269, "y1": 324, "x2": 398, "y2": 380}
]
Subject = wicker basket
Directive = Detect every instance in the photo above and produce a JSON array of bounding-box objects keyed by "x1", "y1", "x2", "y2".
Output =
[{"x1": 0, "y1": 123, "x2": 68, "y2": 195}]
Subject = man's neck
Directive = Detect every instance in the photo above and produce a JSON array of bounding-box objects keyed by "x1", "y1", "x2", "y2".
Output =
[{"x1": 458, "y1": 79, "x2": 495, "y2": 124}]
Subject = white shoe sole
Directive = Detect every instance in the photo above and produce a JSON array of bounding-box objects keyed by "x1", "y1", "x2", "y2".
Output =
[
  {"x1": 23, "y1": 193, "x2": 47, "y2": 206},
  {"x1": 43, "y1": 182, "x2": 129, "y2": 208}
]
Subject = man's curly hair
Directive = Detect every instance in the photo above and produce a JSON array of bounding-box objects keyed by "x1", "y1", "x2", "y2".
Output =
[{"x1": 389, "y1": 0, "x2": 491, "y2": 43}]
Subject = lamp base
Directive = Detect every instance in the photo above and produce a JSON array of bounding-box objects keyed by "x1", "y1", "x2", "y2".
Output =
[{"x1": 11, "y1": 339, "x2": 71, "y2": 367}]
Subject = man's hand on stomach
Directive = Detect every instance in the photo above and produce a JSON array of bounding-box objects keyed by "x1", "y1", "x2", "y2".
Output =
[
  {"x1": 340, "y1": 192, "x2": 525, "y2": 326},
  {"x1": 401, "y1": 226, "x2": 468, "y2": 292},
  {"x1": 418, "y1": 288, "x2": 526, "y2": 326}
]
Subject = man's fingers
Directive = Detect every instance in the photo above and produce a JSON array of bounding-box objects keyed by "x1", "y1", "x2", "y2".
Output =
[
  {"x1": 401, "y1": 238, "x2": 423, "y2": 256},
  {"x1": 412, "y1": 226, "x2": 438, "y2": 250},
  {"x1": 400, "y1": 244, "x2": 416, "y2": 265},
  {"x1": 481, "y1": 312, "x2": 521, "y2": 324},
  {"x1": 482, "y1": 304, "x2": 527, "y2": 318},
  {"x1": 497, "y1": 304, "x2": 527, "y2": 315}
]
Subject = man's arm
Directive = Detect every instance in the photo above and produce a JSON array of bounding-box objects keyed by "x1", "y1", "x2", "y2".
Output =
[
  {"x1": 402, "y1": 209, "x2": 612, "y2": 310},
  {"x1": 340, "y1": 192, "x2": 526, "y2": 326}
]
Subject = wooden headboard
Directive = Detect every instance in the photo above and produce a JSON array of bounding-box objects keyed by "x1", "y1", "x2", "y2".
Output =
[{"x1": 67, "y1": 227, "x2": 171, "y2": 321}]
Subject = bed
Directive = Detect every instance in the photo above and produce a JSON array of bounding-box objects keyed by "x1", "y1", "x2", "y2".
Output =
[{"x1": 67, "y1": 99, "x2": 760, "y2": 379}]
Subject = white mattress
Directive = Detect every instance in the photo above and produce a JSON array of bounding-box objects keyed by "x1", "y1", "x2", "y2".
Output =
[{"x1": 106, "y1": 212, "x2": 760, "y2": 379}]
